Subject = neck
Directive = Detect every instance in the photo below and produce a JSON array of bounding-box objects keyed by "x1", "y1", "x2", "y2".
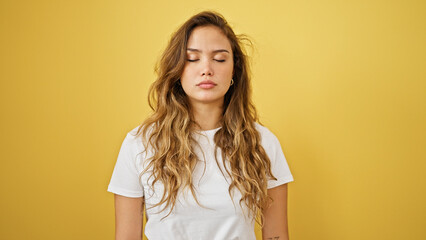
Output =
[{"x1": 190, "y1": 100, "x2": 223, "y2": 131}]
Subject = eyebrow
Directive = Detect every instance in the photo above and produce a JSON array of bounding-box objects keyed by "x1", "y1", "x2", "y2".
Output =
[{"x1": 186, "y1": 48, "x2": 230, "y2": 54}]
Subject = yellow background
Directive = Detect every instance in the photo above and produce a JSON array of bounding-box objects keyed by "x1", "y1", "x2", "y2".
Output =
[{"x1": 1, "y1": 0, "x2": 425, "y2": 239}]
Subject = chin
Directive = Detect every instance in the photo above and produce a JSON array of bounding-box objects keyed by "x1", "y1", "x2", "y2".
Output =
[{"x1": 190, "y1": 96, "x2": 225, "y2": 105}]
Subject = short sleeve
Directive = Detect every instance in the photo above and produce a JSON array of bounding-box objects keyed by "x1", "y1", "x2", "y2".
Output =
[
  {"x1": 262, "y1": 129, "x2": 294, "y2": 189},
  {"x1": 107, "y1": 133, "x2": 144, "y2": 198}
]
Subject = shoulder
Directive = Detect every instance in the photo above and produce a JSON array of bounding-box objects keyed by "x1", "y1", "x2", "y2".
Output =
[
  {"x1": 119, "y1": 124, "x2": 145, "y2": 153},
  {"x1": 254, "y1": 122, "x2": 283, "y2": 156},
  {"x1": 254, "y1": 122, "x2": 280, "y2": 144},
  {"x1": 120, "y1": 124, "x2": 152, "y2": 170},
  {"x1": 128, "y1": 125, "x2": 143, "y2": 138},
  {"x1": 125, "y1": 123, "x2": 155, "y2": 156},
  {"x1": 126, "y1": 124, "x2": 153, "y2": 143}
]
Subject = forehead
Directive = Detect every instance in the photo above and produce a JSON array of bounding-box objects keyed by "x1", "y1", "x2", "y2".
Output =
[{"x1": 186, "y1": 25, "x2": 232, "y2": 53}]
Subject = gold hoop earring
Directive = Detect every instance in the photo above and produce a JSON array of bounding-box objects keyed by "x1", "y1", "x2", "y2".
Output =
[{"x1": 230, "y1": 79, "x2": 234, "y2": 86}]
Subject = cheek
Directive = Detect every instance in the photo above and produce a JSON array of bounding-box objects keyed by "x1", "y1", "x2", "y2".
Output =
[
  {"x1": 181, "y1": 66, "x2": 197, "y2": 81},
  {"x1": 180, "y1": 67, "x2": 188, "y2": 78},
  {"x1": 180, "y1": 71, "x2": 193, "y2": 90},
  {"x1": 224, "y1": 61, "x2": 234, "y2": 74},
  {"x1": 222, "y1": 65, "x2": 234, "y2": 78}
]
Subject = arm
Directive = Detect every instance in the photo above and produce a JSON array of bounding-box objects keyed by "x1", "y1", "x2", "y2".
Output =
[
  {"x1": 262, "y1": 183, "x2": 290, "y2": 240},
  {"x1": 114, "y1": 194, "x2": 144, "y2": 240}
]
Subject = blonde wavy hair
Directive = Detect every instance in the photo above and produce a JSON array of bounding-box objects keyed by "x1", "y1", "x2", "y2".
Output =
[{"x1": 135, "y1": 10, "x2": 276, "y2": 226}]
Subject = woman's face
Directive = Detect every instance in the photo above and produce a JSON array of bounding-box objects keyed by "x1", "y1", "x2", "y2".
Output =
[{"x1": 180, "y1": 25, "x2": 234, "y2": 107}]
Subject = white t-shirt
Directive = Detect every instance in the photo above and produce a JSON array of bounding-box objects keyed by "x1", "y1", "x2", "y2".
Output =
[{"x1": 107, "y1": 122, "x2": 294, "y2": 240}]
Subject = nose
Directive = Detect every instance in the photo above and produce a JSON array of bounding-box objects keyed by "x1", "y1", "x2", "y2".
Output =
[{"x1": 201, "y1": 59, "x2": 214, "y2": 76}]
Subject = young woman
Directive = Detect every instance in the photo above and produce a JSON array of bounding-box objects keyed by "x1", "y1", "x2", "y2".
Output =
[{"x1": 108, "y1": 11, "x2": 294, "y2": 240}]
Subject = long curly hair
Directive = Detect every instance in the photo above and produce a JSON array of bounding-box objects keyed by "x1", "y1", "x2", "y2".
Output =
[{"x1": 135, "y1": 10, "x2": 276, "y2": 226}]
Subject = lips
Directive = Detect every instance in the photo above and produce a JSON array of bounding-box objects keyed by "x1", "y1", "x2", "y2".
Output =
[
  {"x1": 197, "y1": 80, "x2": 216, "y2": 86},
  {"x1": 196, "y1": 80, "x2": 217, "y2": 89}
]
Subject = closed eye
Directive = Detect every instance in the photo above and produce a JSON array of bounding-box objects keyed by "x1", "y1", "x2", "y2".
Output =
[{"x1": 187, "y1": 59, "x2": 226, "y2": 62}]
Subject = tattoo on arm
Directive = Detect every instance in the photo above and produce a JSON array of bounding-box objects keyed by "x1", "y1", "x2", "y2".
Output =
[{"x1": 266, "y1": 237, "x2": 280, "y2": 240}]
